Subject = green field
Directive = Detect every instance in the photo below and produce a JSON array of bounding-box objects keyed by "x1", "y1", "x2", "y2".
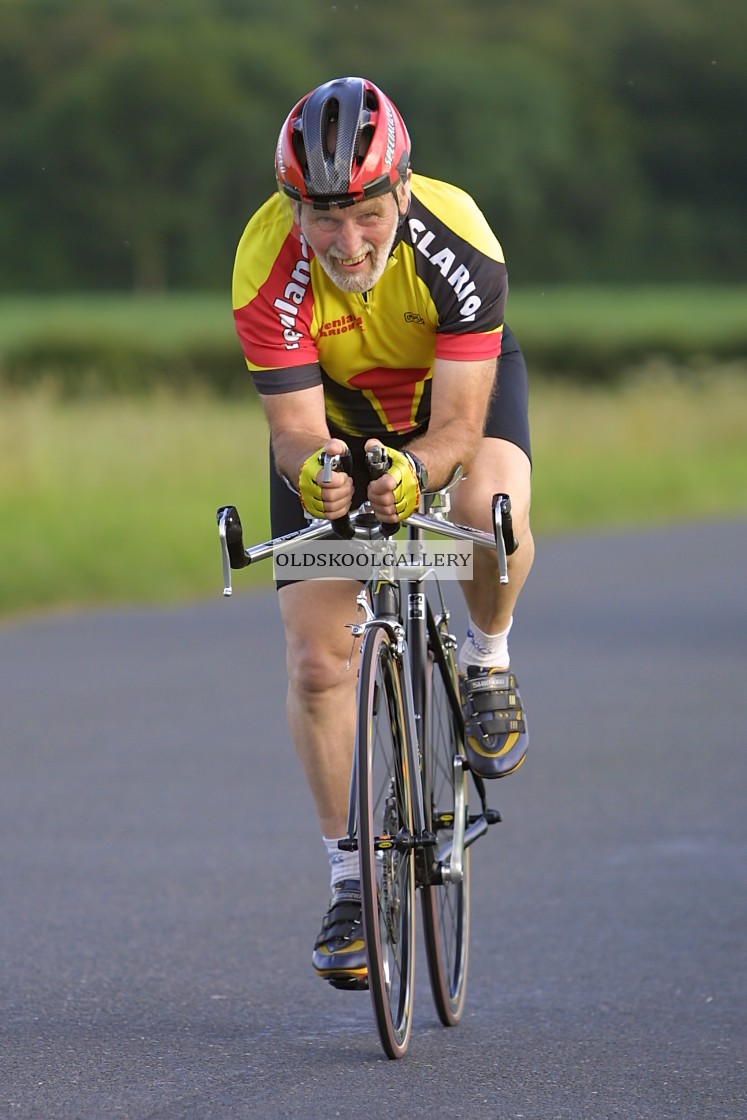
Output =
[
  {"x1": 506, "y1": 285, "x2": 747, "y2": 352},
  {"x1": 0, "y1": 292, "x2": 235, "y2": 356},
  {"x1": 1, "y1": 286, "x2": 745, "y2": 352},
  {"x1": 2, "y1": 363, "x2": 746, "y2": 620},
  {"x1": 2, "y1": 286, "x2": 746, "y2": 391}
]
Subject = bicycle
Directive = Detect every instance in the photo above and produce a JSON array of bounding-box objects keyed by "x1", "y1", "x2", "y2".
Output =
[{"x1": 216, "y1": 447, "x2": 517, "y2": 1059}]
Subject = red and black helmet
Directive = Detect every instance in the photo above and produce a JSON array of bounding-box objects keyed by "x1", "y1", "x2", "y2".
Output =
[{"x1": 275, "y1": 76, "x2": 411, "y2": 209}]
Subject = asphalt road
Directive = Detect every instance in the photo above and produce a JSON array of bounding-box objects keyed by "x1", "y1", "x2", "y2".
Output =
[{"x1": 1, "y1": 522, "x2": 745, "y2": 1119}]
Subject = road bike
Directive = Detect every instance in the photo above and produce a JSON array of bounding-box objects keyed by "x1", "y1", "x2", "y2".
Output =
[{"x1": 216, "y1": 449, "x2": 516, "y2": 1058}]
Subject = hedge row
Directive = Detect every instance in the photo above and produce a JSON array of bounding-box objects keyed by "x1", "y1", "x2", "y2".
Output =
[
  {"x1": 0, "y1": 339, "x2": 251, "y2": 397},
  {"x1": 3, "y1": 286, "x2": 744, "y2": 395},
  {"x1": 1, "y1": 334, "x2": 744, "y2": 396}
]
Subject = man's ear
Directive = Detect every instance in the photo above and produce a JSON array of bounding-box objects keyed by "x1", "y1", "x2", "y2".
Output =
[{"x1": 396, "y1": 177, "x2": 412, "y2": 215}]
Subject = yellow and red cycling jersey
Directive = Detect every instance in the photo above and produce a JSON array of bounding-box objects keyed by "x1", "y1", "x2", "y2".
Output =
[{"x1": 232, "y1": 173, "x2": 507, "y2": 438}]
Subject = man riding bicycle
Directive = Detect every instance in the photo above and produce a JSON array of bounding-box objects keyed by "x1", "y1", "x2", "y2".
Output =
[{"x1": 232, "y1": 76, "x2": 534, "y2": 989}]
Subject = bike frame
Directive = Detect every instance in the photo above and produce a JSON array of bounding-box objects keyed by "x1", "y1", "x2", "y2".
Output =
[
  {"x1": 341, "y1": 519, "x2": 495, "y2": 887},
  {"x1": 218, "y1": 471, "x2": 515, "y2": 884}
]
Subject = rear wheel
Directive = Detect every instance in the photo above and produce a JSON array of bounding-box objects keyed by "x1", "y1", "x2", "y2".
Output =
[
  {"x1": 357, "y1": 625, "x2": 416, "y2": 1059},
  {"x1": 420, "y1": 604, "x2": 470, "y2": 1025}
]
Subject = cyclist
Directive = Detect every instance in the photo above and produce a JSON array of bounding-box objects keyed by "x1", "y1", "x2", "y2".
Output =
[{"x1": 232, "y1": 76, "x2": 534, "y2": 989}]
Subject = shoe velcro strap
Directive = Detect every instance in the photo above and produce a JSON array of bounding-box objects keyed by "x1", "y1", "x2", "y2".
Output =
[
  {"x1": 467, "y1": 677, "x2": 520, "y2": 715},
  {"x1": 471, "y1": 693, "x2": 519, "y2": 717},
  {"x1": 322, "y1": 900, "x2": 361, "y2": 932},
  {"x1": 463, "y1": 673, "x2": 525, "y2": 735},
  {"x1": 325, "y1": 900, "x2": 361, "y2": 924},
  {"x1": 332, "y1": 885, "x2": 361, "y2": 904},
  {"x1": 318, "y1": 906, "x2": 362, "y2": 947},
  {"x1": 475, "y1": 713, "x2": 526, "y2": 735}
]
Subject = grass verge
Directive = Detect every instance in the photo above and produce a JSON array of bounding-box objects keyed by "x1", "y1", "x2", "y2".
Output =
[{"x1": 1, "y1": 364, "x2": 746, "y2": 619}]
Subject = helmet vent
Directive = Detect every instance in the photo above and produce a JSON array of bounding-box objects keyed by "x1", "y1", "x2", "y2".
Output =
[
  {"x1": 320, "y1": 99, "x2": 339, "y2": 158},
  {"x1": 290, "y1": 127, "x2": 309, "y2": 175},
  {"x1": 357, "y1": 124, "x2": 374, "y2": 164}
]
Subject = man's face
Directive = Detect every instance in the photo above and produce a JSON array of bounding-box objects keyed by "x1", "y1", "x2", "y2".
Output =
[{"x1": 298, "y1": 186, "x2": 408, "y2": 294}]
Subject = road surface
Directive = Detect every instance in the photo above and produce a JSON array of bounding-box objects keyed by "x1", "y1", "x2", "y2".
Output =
[{"x1": 1, "y1": 522, "x2": 745, "y2": 1118}]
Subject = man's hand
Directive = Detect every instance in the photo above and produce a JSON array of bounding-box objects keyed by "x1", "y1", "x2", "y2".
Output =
[
  {"x1": 364, "y1": 440, "x2": 424, "y2": 522},
  {"x1": 298, "y1": 438, "x2": 354, "y2": 519}
]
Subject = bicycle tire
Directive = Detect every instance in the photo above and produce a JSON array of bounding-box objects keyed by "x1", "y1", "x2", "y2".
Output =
[
  {"x1": 420, "y1": 601, "x2": 471, "y2": 1025},
  {"x1": 357, "y1": 624, "x2": 416, "y2": 1060}
]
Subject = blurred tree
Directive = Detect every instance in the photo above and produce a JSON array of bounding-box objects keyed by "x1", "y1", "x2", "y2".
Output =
[
  {"x1": 496, "y1": 0, "x2": 747, "y2": 278},
  {"x1": 0, "y1": 0, "x2": 317, "y2": 290},
  {"x1": 374, "y1": 43, "x2": 646, "y2": 281},
  {"x1": 609, "y1": 0, "x2": 747, "y2": 278},
  {"x1": 0, "y1": 0, "x2": 743, "y2": 290}
]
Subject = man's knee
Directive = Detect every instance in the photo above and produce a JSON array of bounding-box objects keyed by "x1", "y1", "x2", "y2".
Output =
[
  {"x1": 285, "y1": 635, "x2": 350, "y2": 696},
  {"x1": 279, "y1": 583, "x2": 359, "y2": 696},
  {"x1": 453, "y1": 442, "x2": 530, "y2": 525}
]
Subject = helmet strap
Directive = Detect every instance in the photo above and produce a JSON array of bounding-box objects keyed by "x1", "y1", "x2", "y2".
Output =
[{"x1": 389, "y1": 180, "x2": 411, "y2": 254}]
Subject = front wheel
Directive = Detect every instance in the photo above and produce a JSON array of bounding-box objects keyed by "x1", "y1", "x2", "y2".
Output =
[
  {"x1": 357, "y1": 625, "x2": 416, "y2": 1060},
  {"x1": 420, "y1": 604, "x2": 471, "y2": 1025}
]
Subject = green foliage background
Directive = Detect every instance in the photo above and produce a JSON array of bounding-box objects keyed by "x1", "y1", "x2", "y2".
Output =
[
  {"x1": 2, "y1": 0, "x2": 745, "y2": 293},
  {"x1": 2, "y1": 0, "x2": 745, "y2": 617}
]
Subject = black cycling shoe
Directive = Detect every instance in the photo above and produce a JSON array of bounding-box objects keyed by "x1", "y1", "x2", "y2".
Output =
[
  {"x1": 312, "y1": 879, "x2": 368, "y2": 990},
  {"x1": 459, "y1": 665, "x2": 529, "y2": 779}
]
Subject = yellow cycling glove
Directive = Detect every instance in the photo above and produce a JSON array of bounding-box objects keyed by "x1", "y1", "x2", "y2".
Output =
[
  {"x1": 298, "y1": 447, "x2": 327, "y2": 518},
  {"x1": 298, "y1": 445, "x2": 353, "y2": 518},
  {"x1": 379, "y1": 447, "x2": 428, "y2": 520}
]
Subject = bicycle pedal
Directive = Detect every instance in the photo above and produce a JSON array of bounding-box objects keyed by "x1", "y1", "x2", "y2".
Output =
[
  {"x1": 484, "y1": 809, "x2": 502, "y2": 825},
  {"x1": 337, "y1": 837, "x2": 358, "y2": 852},
  {"x1": 327, "y1": 974, "x2": 369, "y2": 992},
  {"x1": 374, "y1": 829, "x2": 417, "y2": 851}
]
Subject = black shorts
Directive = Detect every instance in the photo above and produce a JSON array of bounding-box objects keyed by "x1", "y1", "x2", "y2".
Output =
[{"x1": 269, "y1": 322, "x2": 531, "y2": 546}]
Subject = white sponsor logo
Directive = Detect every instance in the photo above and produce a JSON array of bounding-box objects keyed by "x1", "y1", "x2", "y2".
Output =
[
  {"x1": 384, "y1": 103, "x2": 396, "y2": 168},
  {"x1": 275, "y1": 135, "x2": 286, "y2": 176},
  {"x1": 274, "y1": 234, "x2": 312, "y2": 350},
  {"x1": 408, "y1": 218, "x2": 483, "y2": 322}
]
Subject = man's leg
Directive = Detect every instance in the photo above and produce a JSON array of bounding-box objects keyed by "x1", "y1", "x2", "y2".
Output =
[
  {"x1": 450, "y1": 436, "x2": 534, "y2": 646},
  {"x1": 449, "y1": 436, "x2": 534, "y2": 777},
  {"x1": 277, "y1": 577, "x2": 368, "y2": 986},
  {"x1": 277, "y1": 578, "x2": 362, "y2": 839}
]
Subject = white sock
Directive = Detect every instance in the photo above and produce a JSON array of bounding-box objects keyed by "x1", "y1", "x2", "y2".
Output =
[
  {"x1": 458, "y1": 615, "x2": 512, "y2": 674},
  {"x1": 324, "y1": 835, "x2": 360, "y2": 888}
]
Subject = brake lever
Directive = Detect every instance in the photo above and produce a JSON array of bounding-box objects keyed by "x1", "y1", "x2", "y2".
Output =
[
  {"x1": 365, "y1": 446, "x2": 400, "y2": 539},
  {"x1": 322, "y1": 449, "x2": 355, "y2": 540},
  {"x1": 491, "y1": 493, "x2": 518, "y2": 585},
  {"x1": 217, "y1": 505, "x2": 248, "y2": 596}
]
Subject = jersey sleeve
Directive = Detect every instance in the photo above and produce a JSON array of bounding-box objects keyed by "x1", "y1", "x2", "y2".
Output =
[
  {"x1": 232, "y1": 197, "x2": 322, "y2": 394},
  {"x1": 407, "y1": 178, "x2": 507, "y2": 362}
]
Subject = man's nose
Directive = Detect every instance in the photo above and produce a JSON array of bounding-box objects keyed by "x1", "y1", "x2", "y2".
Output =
[{"x1": 336, "y1": 220, "x2": 364, "y2": 256}]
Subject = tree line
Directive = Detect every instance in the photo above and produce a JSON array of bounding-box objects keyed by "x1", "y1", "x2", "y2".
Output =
[{"x1": 1, "y1": 0, "x2": 744, "y2": 292}]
